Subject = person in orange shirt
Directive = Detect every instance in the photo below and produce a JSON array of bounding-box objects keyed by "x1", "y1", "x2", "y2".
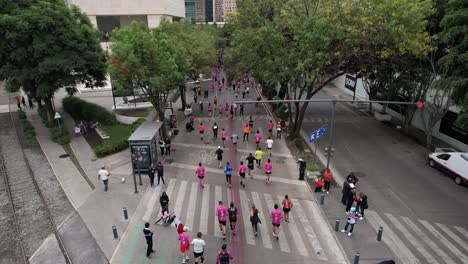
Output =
[
  {"x1": 323, "y1": 168, "x2": 333, "y2": 194},
  {"x1": 243, "y1": 124, "x2": 250, "y2": 142}
]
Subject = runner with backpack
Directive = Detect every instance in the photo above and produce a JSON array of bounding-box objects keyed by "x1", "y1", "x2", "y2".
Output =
[{"x1": 216, "y1": 244, "x2": 233, "y2": 264}]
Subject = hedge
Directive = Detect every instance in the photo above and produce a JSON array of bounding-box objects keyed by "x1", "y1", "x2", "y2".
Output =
[
  {"x1": 17, "y1": 110, "x2": 37, "y2": 146},
  {"x1": 94, "y1": 118, "x2": 145, "y2": 157},
  {"x1": 63, "y1": 96, "x2": 116, "y2": 125},
  {"x1": 37, "y1": 108, "x2": 70, "y2": 145}
]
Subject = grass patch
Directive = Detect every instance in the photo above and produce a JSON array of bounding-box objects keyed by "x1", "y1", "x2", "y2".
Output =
[
  {"x1": 114, "y1": 107, "x2": 154, "y2": 117},
  {"x1": 37, "y1": 108, "x2": 70, "y2": 145},
  {"x1": 17, "y1": 110, "x2": 38, "y2": 146},
  {"x1": 307, "y1": 163, "x2": 321, "y2": 172},
  {"x1": 62, "y1": 144, "x2": 95, "y2": 190},
  {"x1": 94, "y1": 118, "x2": 145, "y2": 157}
]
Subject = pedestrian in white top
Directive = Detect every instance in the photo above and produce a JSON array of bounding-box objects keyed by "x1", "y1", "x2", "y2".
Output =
[
  {"x1": 191, "y1": 232, "x2": 206, "y2": 264},
  {"x1": 266, "y1": 137, "x2": 274, "y2": 156},
  {"x1": 98, "y1": 166, "x2": 110, "y2": 192}
]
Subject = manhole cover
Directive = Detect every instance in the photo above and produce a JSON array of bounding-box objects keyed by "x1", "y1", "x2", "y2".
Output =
[{"x1": 59, "y1": 154, "x2": 70, "y2": 158}]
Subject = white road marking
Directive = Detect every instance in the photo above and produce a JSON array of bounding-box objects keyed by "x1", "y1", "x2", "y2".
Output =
[
  {"x1": 185, "y1": 182, "x2": 199, "y2": 231},
  {"x1": 142, "y1": 183, "x2": 163, "y2": 222},
  {"x1": 214, "y1": 185, "x2": 223, "y2": 238},
  {"x1": 385, "y1": 214, "x2": 438, "y2": 264},
  {"x1": 420, "y1": 220, "x2": 468, "y2": 263},
  {"x1": 239, "y1": 190, "x2": 256, "y2": 246},
  {"x1": 401, "y1": 216, "x2": 455, "y2": 264},
  {"x1": 251, "y1": 192, "x2": 272, "y2": 249},
  {"x1": 173, "y1": 180, "x2": 187, "y2": 217},
  {"x1": 172, "y1": 142, "x2": 294, "y2": 158},
  {"x1": 263, "y1": 193, "x2": 290, "y2": 253},
  {"x1": 454, "y1": 226, "x2": 468, "y2": 240},
  {"x1": 366, "y1": 210, "x2": 420, "y2": 264},
  {"x1": 292, "y1": 199, "x2": 327, "y2": 261},
  {"x1": 199, "y1": 184, "x2": 210, "y2": 235},
  {"x1": 437, "y1": 223, "x2": 468, "y2": 253}
]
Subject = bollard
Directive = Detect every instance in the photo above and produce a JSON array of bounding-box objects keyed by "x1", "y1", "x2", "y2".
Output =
[
  {"x1": 335, "y1": 218, "x2": 340, "y2": 231},
  {"x1": 123, "y1": 207, "x2": 128, "y2": 220},
  {"x1": 138, "y1": 167, "x2": 143, "y2": 186},
  {"x1": 354, "y1": 253, "x2": 360, "y2": 264},
  {"x1": 377, "y1": 226, "x2": 384, "y2": 241},
  {"x1": 112, "y1": 225, "x2": 118, "y2": 239},
  {"x1": 320, "y1": 194, "x2": 325, "y2": 205},
  {"x1": 132, "y1": 170, "x2": 138, "y2": 194}
]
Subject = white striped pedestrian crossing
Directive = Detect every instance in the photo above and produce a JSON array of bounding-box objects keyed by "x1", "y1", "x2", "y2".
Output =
[
  {"x1": 214, "y1": 185, "x2": 223, "y2": 238},
  {"x1": 385, "y1": 213, "x2": 438, "y2": 264},
  {"x1": 275, "y1": 196, "x2": 308, "y2": 257},
  {"x1": 199, "y1": 184, "x2": 210, "y2": 235},
  {"x1": 141, "y1": 182, "x2": 163, "y2": 222},
  {"x1": 263, "y1": 193, "x2": 290, "y2": 253},
  {"x1": 436, "y1": 223, "x2": 468, "y2": 253},
  {"x1": 173, "y1": 180, "x2": 187, "y2": 217},
  {"x1": 419, "y1": 220, "x2": 468, "y2": 264},
  {"x1": 401, "y1": 216, "x2": 456, "y2": 264},
  {"x1": 251, "y1": 191, "x2": 273, "y2": 249},
  {"x1": 367, "y1": 210, "x2": 420, "y2": 264},
  {"x1": 239, "y1": 190, "x2": 256, "y2": 245},
  {"x1": 454, "y1": 226, "x2": 468, "y2": 240},
  {"x1": 291, "y1": 199, "x2": 327, "y2": 261},
  {"x1": 185, "y1": 182, "x2": 198, "y2": 230}
]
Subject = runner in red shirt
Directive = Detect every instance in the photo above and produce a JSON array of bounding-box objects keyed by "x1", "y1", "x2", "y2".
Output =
[{"x1": 198, "y1": 123, "x2": 205, "y2": 141}]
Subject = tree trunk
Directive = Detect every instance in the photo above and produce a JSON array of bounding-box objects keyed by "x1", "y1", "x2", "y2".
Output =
[
  {"x1": 43, "y1": 97, "x2": 55, "y2": 126},
  {"x1": 425, "y1": 130, "x2": 433, "y2": 149},
  {"x1": 179, "y1": 85, "x2": 187, "y2": 110},
  {"x1": 293, "y1": 102, "x2": 309, "y2": 138}
]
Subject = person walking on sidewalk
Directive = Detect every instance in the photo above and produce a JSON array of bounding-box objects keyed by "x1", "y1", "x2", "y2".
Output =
[
  {"x1": 239, "y1": 161, "x2": 247, "y2": 187},
  {"x1": 160, "y1": 192, "x2": 169, "y2": 215},
  {"x1": 165, "y1": 137, "x2": 171, "y2": 156},
  {"x1": 264, "y1": 158, "x2": 272, "y2": 184},
  {"x1": 198, "y1": 123, "x2": 205, "y2": 141},
  {"x1": 196, "y1": 162, "x2": 206, "y2": 188},
  {"x1": 215, "y1": 146, "x2": 224, "y2": 168},
  {"x1": 266, "y1": 137, "x2": 274, "y2": 156},
  {"x1": 246, "y1": 153, "x2": 255, "y2": 178},
  {"x1": 248, "y1": 116, "x2": 254, "y2": 131},
  {"x1": 28, "y1": 97, "x2": 34, "y2": 109},
  {"x1": 148, "y1": 163, "x2": 156, "y2": 188},
  {"x1": 267, "y1": 120, "x2": 274, "y2": 137},
  {"x1": 254, "y1": 130, "x2": 262, "y2": 149},
  {"x1": 156, "y1": 162, "x2": 165, "y2": 186},
  {"x1": 159, "y1": 138, "x2": 166, "y2": 156},
  {"x1": 213, "y1": 123, "x2": 219, "y2": 140},
  {"x1": 98, "y1": 166, "x2": 110, "y2": 192},
  {"x1": 220, "y1": 128, "x2": 227, "y2": 146},
  {"x1": 270, "y1": 204, "x2": 282, "y2": 240},
  {"x1": 356, "y1": 192, "x2": 368, "y2": 220},
  {"x1": 323, "y1": 169, "x2": 333, "y2": 193},
  {"x1": 281, "y1": 195, "x2": 292, "y2": 223},
  {"x1": 276, "y1": 121, "x2": 282, "y2": 139},
  {"x1": 224, "y1": 162, "x2": 233, "y2": 188},
  {"x1": 191, "y1": 232, "x2": 206, "y2": 264},
  {"x1": 243, "y1": 124, "x2": 249, "y2": 141},
  {"x1": 341, "y1": 207, "x2": 359, "y2": 236},
  {"x1": 228, "y1": 202, "x2": 238, "y2": 235},
  {"x1": 341, "y1": 181, "x2": 351, "y2": 205},
  {"x1": 216, "y1": 244, "x2": 233, "y2": 264},
  {"x1": 143, "y1": 222, "x2": 155, "y2": 258},
  {"x1": 255, "y1": 148, "x2": 264, "y2": 168},
  {"x1": 231, "y1": 132, "x2": 239, "y2": 151},
  {"x1": 239, "y1": 103, "x2": 244, "y2": 116},
  {"x1": 216, "y1": 201, "x2": 228, "y2": 239},
  {"x1": 21, "y1": 96, "x2": 26, "y2": 109},
  {"x1": 250, "y1": 204, "x2": 261, "y2": 237},
  {"x1": 178, "y1": 226, "x2": 190, "y2": 263},
  {"x1": 346, "y1": 172, "x2": 359, "y2": 185},
  {"x1": 314, "y1": 176, "x2": 323, "y2": 192},
  {"x1": 345, "y1": 187, "x2": 357, "y2": 212}
]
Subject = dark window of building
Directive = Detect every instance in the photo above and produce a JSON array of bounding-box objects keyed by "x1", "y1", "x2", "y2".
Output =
[
  {"x1": 205, "y1": 0, "x2": 213, "y2": 22},
  {"x1": 439, "y1": 110, "x2": 468, "y2": 145},
  {"x1": 96, "y1": 16, "x2": 121, "y2": 36}
]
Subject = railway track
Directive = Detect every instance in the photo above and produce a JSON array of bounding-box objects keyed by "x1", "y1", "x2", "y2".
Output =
[{"x1": 0, "y1": 101, "x2": 72, "y2": 263}]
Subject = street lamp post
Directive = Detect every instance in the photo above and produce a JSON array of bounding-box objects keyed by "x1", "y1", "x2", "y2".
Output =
[
  {"x1": 326, "y1": 100, "x2": 336, "y2": 170},
  {"x1": 104, "y1": 32, "x2": 117, "y2": 110}
]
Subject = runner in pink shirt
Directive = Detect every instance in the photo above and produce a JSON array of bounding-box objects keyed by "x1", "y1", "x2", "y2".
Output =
[
  {"x1": 198, "y1": 123, "x2": 205, "y2": 141},
  {"x1": 196, "y1": 162, "x2": 205, "y2": 188},
  {"x1": 178, "y1": 226, "x2": 190, "y2": 263},
  {"x1": 208, "y1": 103, "x2": 213, "y2": 117},
  {"x1": 239, "y1": 161, "x2": 247, "y2": 187},
  {"x1": 254, "y1": 130, "x2": 262, "y2": 148},
  {"x1": 218, "y1": 105, "x2": 223, "y2": 116},
  {"x1": 220, "y1": 128, "x2": 227, "y2": 147},
  {"x1": 216, "y1": 201, "x2": 228, "y2": 239},
  {"x1": 211, "y1": 81, "x2": 215, "y2": 90},
  {"x1": 270, "y1": 204, "x2": 282, "y2": 240},
  {"x1": 218, "y1": 83, "x2": 223, "y2": 91},
  {"x1": 267, "y1": 120, "x2": 274, "y2": 136},
  {"x1": 264, "y1": 158, "x2": 272, "y2": 184}
]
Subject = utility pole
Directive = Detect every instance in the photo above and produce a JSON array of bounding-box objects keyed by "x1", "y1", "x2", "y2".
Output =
[{"x1": 326, "y1": 100, "x2": 336, "y2": 169}]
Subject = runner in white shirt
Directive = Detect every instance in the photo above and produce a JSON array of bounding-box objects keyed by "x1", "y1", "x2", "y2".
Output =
[
  {"x1": 266, "y1": 137, "x2": 274, "y2": 156},
  {"x1": 191, "y1": 232, "x2": 206, "y2": 264},
  {"x1": 98, "y1": 166, "x2": 110, "y2": 191}
]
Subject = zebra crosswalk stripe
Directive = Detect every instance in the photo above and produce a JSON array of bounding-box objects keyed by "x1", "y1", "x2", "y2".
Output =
[
  {"x1": 366, "y1": 211, "x2": 420, "y2": 264},
  {"x1": 173, "y1": 180, "x2": 187, "y2": 217},
  {"x1": 239, "y1": 190, "x2": 256, "y2": 246},
  {"x1": 401, "y1": 216, "x2": 455, "y2": 264},
  {"x1": 214, "y1": 185, "x2": 223, "y2": 238},
  {"x1": 436, "y1": 223, "x2": 468, "y2": 253},
  {"x1": 420, "y1": 220, "x2": 468, "y2": 263},
  {"x1": 291, "y1": 199, "x2": 327, "y2": 261},
  {"x1": 385, "y1": 214, "x2": 438, "y2": 264},
  {"x1": 454, "y1": 226, "x2": 468, "y2": 240},
  {"x1": 275, "y1": 196, "x2": 308, "y2": 257},
  {"x1": 199, "y1": 184, "x2": 210, "y2": 235},
  {"x1": 185, "y1": 182, "x2": 199, "y2": 231},
  {"x1": 251, "y1": 192, "x2": 273, "y2": 249},
  {"x1": 141, "y1": 182, "x2": 163, "y2": 222},
  {"x1": 263, "y1": 193, "x2": 290, "y2": 253}
]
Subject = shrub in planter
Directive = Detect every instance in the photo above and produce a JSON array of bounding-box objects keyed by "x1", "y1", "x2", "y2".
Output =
[
  {"x1": 63, "y1": 96, "x2": 116, "y2": 125},
  {"x1": 293, "y1": 137, "x2": 304, "y2": 150},
  {"x1": 275, "y1": 104, "x2": 288, "y2": 120},
  {"x1": 49, "y1": 127, "x2": 70, "y2": 145}
]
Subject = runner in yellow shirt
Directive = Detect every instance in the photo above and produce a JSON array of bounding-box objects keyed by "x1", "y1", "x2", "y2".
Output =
[{"x1": 254, "y1": 148, "x2": 264, "y2": 168}]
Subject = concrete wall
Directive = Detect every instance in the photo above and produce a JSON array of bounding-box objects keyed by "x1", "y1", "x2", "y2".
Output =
[
  {"x1": 331, "y1": 75, "x2": 468, "y2": 151},
  {"x1": 70, "y1": 0, "x2": 185, "y2": 18}
]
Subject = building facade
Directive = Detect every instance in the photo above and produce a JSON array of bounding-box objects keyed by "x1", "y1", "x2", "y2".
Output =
[
  {"x1": 68, "y1": 0, "x2": 185, "y2": 32},
  {"x1": 185, "y1": 0, "x2": 196, "y2": 23},
  {"x1": 214, "y1": 0, "x2": 224, "y2": 22},
  {"x1": 192, "y1": 0, "x2": 236, "y2": 23},
  {"x1": 223, "y1": 0, "x2": 237, "y2": 18}
]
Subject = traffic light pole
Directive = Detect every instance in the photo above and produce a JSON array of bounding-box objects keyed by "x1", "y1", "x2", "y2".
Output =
[{"x1": 326, "y1": 100, "x2": 336, "y2": 170}]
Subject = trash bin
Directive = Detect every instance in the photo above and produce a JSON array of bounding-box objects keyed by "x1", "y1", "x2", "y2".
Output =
[{"x1": 298, "y1": 159, "x2": 306, "y2": 181}]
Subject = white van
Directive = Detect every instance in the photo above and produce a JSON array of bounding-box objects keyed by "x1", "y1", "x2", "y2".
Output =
[{"x1": 428, "y1": 152, "x2": 468, "y2": 185}]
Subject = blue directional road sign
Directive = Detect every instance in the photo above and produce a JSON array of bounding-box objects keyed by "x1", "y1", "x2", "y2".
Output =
[{"x1": 309, "y1": 125, "x2": 328, "y2": 143}]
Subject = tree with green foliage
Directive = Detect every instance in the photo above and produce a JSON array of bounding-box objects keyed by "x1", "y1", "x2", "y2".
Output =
[
  {"x1": 108, "y1": 22, "x2": 189, "y2": 133},
  {"x1": 0, "y1": 0, "x2": 107, "y2": 124},
  {"x1": 159, "y1": 21, "x2": 217, "y2": 109}
]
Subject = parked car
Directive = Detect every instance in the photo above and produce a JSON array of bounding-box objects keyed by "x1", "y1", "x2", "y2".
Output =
[{"x1": 428, "y1": 151, "x2": 468, "y2": 185}]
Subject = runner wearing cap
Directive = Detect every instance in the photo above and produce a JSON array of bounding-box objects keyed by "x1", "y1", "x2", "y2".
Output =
[{"x1": 178, "y1": 226, "x2": 190, "y2": 263}]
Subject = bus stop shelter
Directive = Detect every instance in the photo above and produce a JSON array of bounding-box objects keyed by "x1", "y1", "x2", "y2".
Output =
[{"x1": 128, "y1": 121, "x2": 163, "y2": 174}]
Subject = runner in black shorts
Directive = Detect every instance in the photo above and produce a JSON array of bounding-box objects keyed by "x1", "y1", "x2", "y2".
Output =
[
  {"x1": 228, "y1": 202, "x2": 238, "y2": 234},
  {"x1": 215, "y1": 146, "x2": 223, "y2": 168},
  {"x1": 246, "y1": 153, "x2": 255, "y2": 178}
]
